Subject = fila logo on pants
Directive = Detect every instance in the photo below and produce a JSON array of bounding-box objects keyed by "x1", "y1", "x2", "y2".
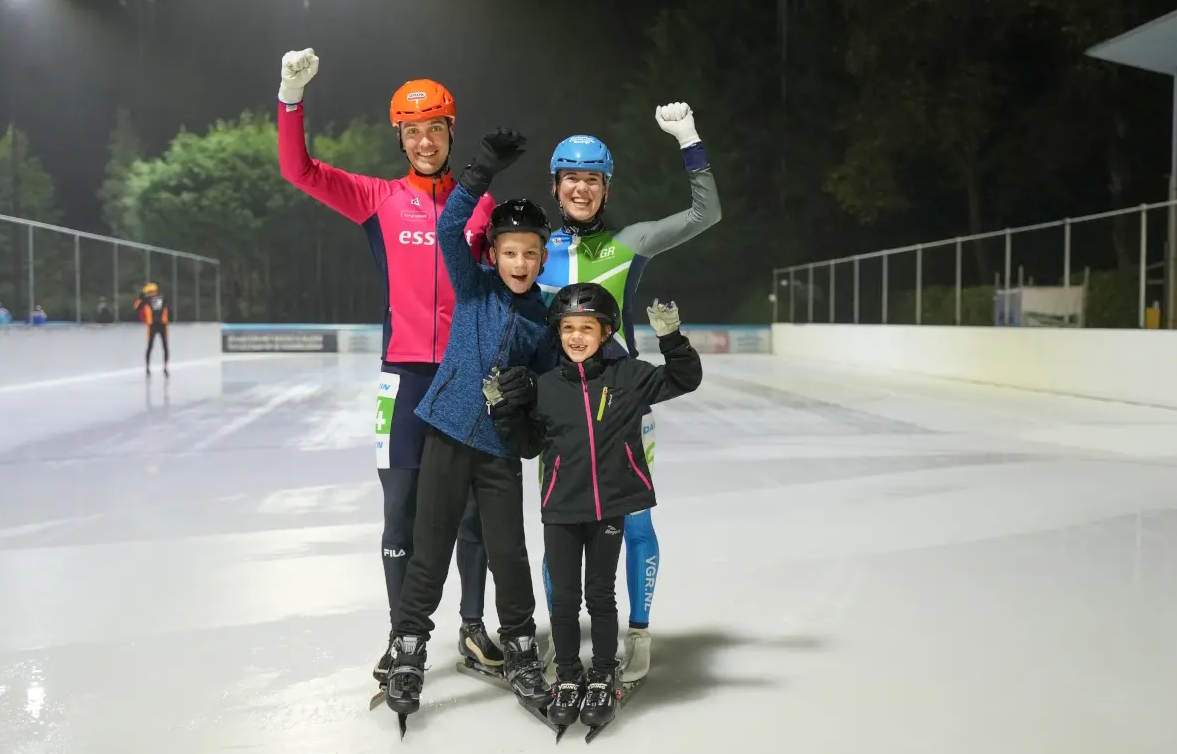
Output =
[
  {"x1": 384, "y1": 548, "x2": 406, "y2": 558},
  {"x1": 398, "y1": 229, "x2": 476, "y2": 246}
]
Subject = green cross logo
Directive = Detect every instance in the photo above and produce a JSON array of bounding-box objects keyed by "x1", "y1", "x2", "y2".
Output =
[{"x1": 376, "y1": 396, "x2": 395, "y2": 434}]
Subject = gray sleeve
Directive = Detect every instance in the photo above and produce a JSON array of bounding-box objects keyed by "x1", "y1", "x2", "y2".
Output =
[{"x1": 613, "y1": 168, "x2": 722, "y2": 259}]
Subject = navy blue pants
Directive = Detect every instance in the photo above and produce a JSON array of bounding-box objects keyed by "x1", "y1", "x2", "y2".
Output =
[{"x1": 376, "y1": 362, "x2": 487, "y2": 627}]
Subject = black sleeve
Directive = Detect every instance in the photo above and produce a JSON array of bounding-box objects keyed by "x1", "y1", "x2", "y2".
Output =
[
  {"x1": 530, "y1": 331, "x2": 559, "y2": 374},
  {"x1": 619, "y1": 331, "x2": 703, "y2": 405},
  {"x1": 491, "y1": 402, "x2": 546, "y2": 459}
]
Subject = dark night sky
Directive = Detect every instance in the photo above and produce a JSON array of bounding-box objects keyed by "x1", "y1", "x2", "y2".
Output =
[{"x1": 0, "y1": 0, "x2": 650, "y2": 233}]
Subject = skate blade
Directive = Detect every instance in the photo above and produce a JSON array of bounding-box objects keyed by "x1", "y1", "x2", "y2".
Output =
[
  {"x1": 454, "y1": 659, "x2": 512, "y2": 691},
  {"x1": 517, "y1": 697, "x2": 568, "y2": 739},
  {"x1": 584, "y1": 680, "x2": 643, "y2": 744},
  {"x1": 372, "y1": 681, "x2": 417, "y2": 737}
]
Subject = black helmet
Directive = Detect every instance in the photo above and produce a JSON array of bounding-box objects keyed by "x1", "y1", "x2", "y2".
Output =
[
  {"x1": 548, "y1": 282, "x2": 621, "y2": 334},
  {"x1": 486, "y1": 199, "x2": 552, "y2": 246}
]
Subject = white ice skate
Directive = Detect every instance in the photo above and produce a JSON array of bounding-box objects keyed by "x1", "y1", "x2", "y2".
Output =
[{"x1": 620, "y1": 627, "x2": 651, "y2": 683}]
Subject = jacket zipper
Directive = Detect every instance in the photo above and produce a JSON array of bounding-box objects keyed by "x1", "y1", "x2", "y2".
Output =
[
  {"x1": 428, "y1": 367, "x2": 456, "y2": 413},
  {"x1": 431, "y1": 180, "x2": 439, "y2": 362},
  {"x1": 542, "y1": 455, "x2": 561, "y2": 507},
  {"x1": 465, "y1": 299, "x2": 518, "y2": 444},
  {"x1": 625, "y1": 442, "x2": 652, "y2": 491},
  {"x1": 578, "y1": 363, "x2": 603, "y2": 520}
]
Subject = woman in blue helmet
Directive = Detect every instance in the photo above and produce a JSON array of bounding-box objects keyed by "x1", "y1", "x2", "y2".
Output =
[{"x1": 536, "y1": 102, "x2": 722, "y2": 684}]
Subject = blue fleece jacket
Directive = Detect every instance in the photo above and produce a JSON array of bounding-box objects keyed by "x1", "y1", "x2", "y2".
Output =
[{"x1": 415, "y1": 183, "x2": 557, "y2": 458}]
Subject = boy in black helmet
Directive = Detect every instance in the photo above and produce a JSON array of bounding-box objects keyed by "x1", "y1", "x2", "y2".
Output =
[
  {"x1": 386, "y1": 128, "x2": 558, "y2": 716},
  {"x1": 484, "y1": 282, "x2": 702, "y2": 728}
]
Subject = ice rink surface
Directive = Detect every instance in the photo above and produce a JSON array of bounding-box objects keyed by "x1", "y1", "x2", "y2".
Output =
[{"x1": 2, "y1": 352, "x2": 1176, "y2": 754}]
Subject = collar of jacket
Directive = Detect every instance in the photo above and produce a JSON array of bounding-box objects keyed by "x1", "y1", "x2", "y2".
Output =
[
  {"x1": 558, "y1": 345, "x2": 609, "y2": 381},
  {"x1": 559, "y1": 214, "x2": 606, "y2": 236},
  {"x1": 406, "y1": 168, "x2": 455, "y2": 195}
]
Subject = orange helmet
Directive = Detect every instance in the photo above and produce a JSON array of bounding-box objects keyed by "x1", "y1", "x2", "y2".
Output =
[{"x1": 390, "y1": 79, "x2": 456, "y2": 128}]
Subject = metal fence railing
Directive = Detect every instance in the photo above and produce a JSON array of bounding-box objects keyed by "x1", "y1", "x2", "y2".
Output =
[
  {"x1": 771, "y1": 200, "x2": 1177, "y2": 329},
  {"x1": 0, "y1": 213, "x2": 221, "y2": 324}
]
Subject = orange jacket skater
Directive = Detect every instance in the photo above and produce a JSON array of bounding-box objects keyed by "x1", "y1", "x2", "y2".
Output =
[{"x1": 134, "y1": 282, "x2": 171, "y2": 377}]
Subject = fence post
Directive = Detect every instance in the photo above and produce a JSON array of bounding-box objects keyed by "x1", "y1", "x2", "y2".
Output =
[
  {"x1": 881, "y1": 254, "x2": 889, "y2": 324},
  {"x1": 215, "y1": 264, "x2": 222, "y2": 322},
  {"x1": 1063, "y1": 218, "x2": 1072, "y2": 290},
  {"x1": 915, "y1": 245, "x2": 923, "y2": 325},
  {"x1": 1003, "y1": 229, "x2": 1012, "y2": 326},
  {"x1": 74, "y1": 234, "x2": 81, "y2": 324},
  {"x1": 829, "y1": 262, "x2": 836, "y2": 323},
  {"x1": 172, "y1": 255, "x2": 179, "y2": 321},
  {"x1": 1140, "y1": 204, "x2": 1148, "y2": 328},
  {"x1": 195, "y1": 262, "x2": 201, "y2": 321},
  {"x1": 853, "y1": 256, "x2": 860, "y2": 324},
  {"x1": 771, "y1": 269, "x2": 778, "y2": 323},
  {"x1": 954, "y1": 239, "x2": 962, "y2": 325},
  {"x1": 789, "y1": 268, "x2": 795, "y2": 323},
  {"x1": 145, "y1": 248, "x2": 151, "y2": 284},
  {"x1": 807, "y1": 264, "x2": 814, "y2": 323},
  {"x1": 113, "y1": 243, "x2": 119, "y2": 322},
  {"x1": 26, "y1": 225, "x2": 34, "y2": 322}
]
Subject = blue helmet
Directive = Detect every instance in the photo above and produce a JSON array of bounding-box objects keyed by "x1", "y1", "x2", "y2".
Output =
[{"x1": 549, "y1": 135, "x2": 614, "y2": 182}]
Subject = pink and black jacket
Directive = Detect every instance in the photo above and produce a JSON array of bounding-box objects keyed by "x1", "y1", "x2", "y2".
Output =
[
  {"x1": 492, "y1": 331, "x2": 702, "y2": 525},
  {"x1": 278, "y1": 102, "x2": 495, "y2": 364}
]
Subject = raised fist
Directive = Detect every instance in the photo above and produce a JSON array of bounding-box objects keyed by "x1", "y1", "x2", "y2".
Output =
[
  {"x1": 279, "y1": 48, "x2": 319, "y2": 104},
  {"x1": 654, "y1": 102, "x2": 700, "y2": 148}
]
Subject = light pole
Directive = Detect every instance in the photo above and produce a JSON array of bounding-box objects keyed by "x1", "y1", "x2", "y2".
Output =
[{"x1": 4, "y1": 0, "x2": 29, "y2": 314}]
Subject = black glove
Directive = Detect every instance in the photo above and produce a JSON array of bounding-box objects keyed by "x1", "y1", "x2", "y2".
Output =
[
  {"x1": 459, "y1": 128, "x2": 527, "y2": 195},
  {"x1": 498, "y1": 366, "x2": 537, "y2": 408}
]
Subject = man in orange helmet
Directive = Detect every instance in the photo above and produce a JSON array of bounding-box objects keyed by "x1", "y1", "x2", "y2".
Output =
[
  {"x1": 134, "y1": 282, "x2": 170, "y2": 377},
  {"x1": 276, "y1": 48, "x2": 501, "y2": 691}
]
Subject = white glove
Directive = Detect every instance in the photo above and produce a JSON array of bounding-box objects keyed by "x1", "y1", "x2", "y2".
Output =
[
  {"x1": 646, "y1": 299, "x2": 681, "y2": 337},
  {"x1": 655, "y1": 102, "x2": 700, "y2": 149},
  {"x1": 278, "y1": 48, "x2": 319, "y2": 105}
]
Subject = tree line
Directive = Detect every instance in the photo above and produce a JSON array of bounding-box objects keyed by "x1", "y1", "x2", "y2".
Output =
[{"x1": 3, "y1": 0, "x2": 1174, "y2": 324}]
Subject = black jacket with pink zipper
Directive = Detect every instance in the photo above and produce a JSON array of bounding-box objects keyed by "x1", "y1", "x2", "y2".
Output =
[{"x1": 491, "y1": 330, "x2": 702, "y2": 525}]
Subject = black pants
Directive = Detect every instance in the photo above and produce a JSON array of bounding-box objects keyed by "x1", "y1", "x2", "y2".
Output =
[
  {"x1": 378, "y1": 363, "x2": 487, "y2": 628},
  {"x1": 380, "y1": 469, "x2": 486, "y2": 625},
  {"x1": 545, "y1": 517, "x2": 626, "y2": 677},
  {"x1": 146, "y1": 323, "x2": 169, "y2": 366},
  {"x1": 396, "y1": 426, "x2": 536, "y2": 643}
]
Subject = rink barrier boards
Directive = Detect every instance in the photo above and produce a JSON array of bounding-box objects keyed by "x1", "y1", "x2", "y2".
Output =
[
  {"x1": 771, "y1": 323, "x2": 1177, "y2": 409},
  {"x1": 0, "y1": 322, "x2": 223, "y2": 388},
  {"x1": 219, "y1": 324, "x2": 773, "y2": 355}
]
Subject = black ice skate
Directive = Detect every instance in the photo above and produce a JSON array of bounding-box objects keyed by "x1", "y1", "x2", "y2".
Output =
[
  {"x1": 547, "y1": 666, "x2": 586, "y2": 727},
  {"x1": 580, "y1": 668, "x2": 618, "y2": 728},
  {"x1": 502, "y1": 636, "x2": 551, "y2": 708},
  {"x1": 384, "y1": 634, "x2": 427, "y2": 732},
  {"x1": 583, "y1": 668, "x2": 646, "y2": 743},
  {"x1": 458, "y1": 621, "x2": 504, "y2": 676}
]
